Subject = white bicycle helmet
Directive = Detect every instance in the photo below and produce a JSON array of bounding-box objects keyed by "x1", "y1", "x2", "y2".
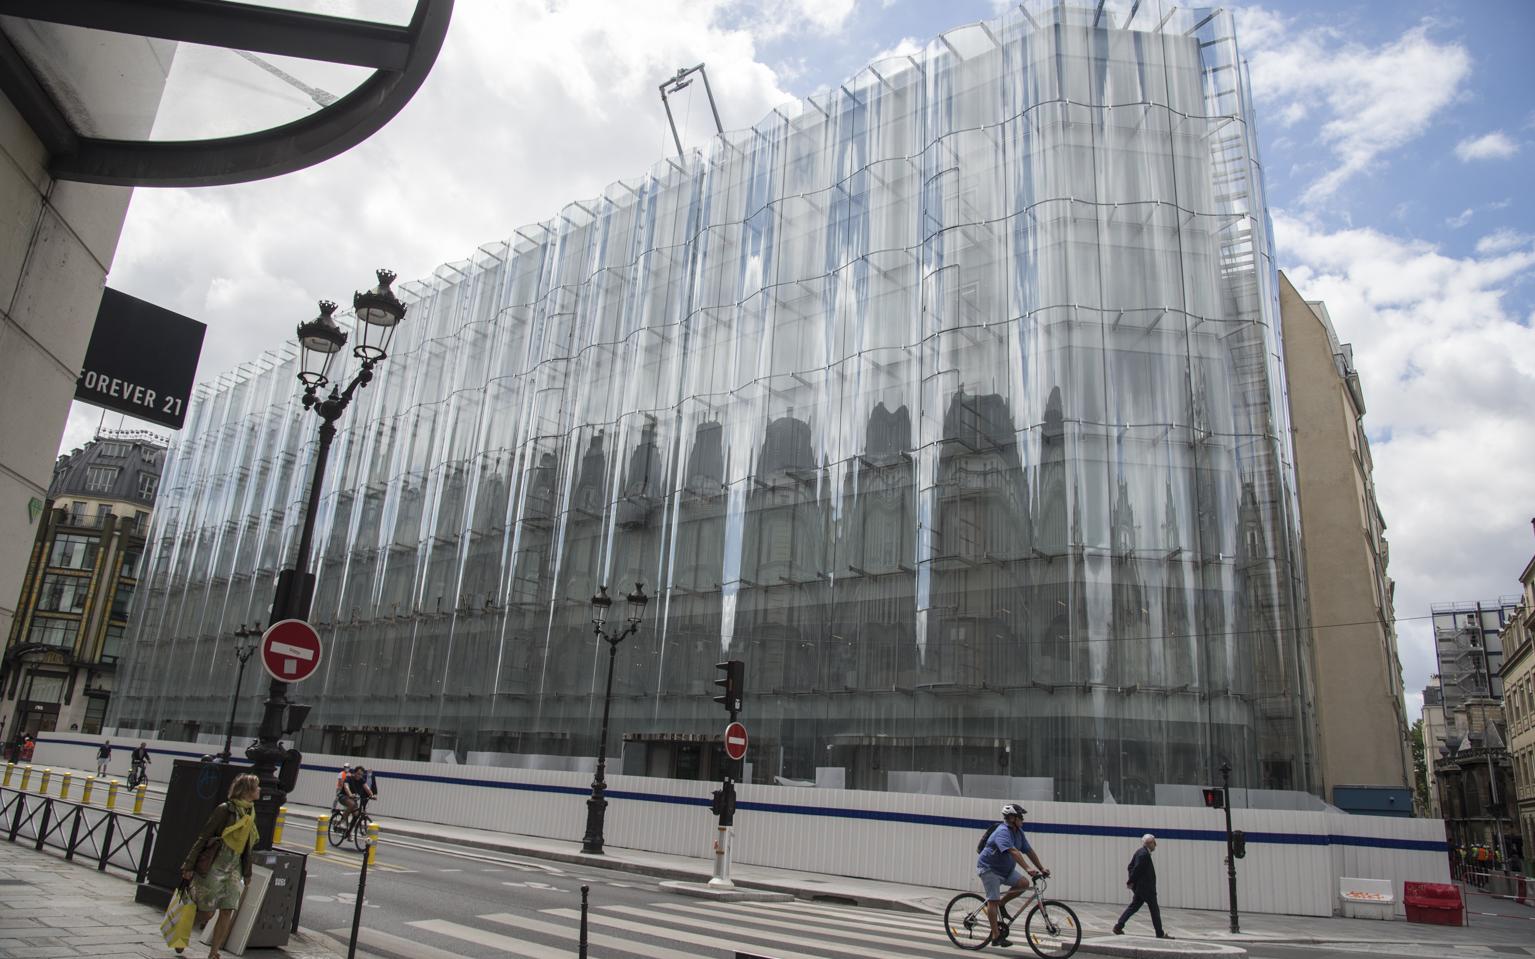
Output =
[{"x1": 1001, "y1": 802, "x2": 1027, "y2": 817}]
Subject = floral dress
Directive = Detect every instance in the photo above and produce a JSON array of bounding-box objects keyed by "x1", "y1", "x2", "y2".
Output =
[{"x1": 189, "y1": 842, "x2": 246, "y2": 911}]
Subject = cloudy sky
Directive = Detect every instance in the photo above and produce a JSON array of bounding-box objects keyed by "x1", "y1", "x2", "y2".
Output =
[{"x1": 63, "y1": 0, "x2": 1535, "y2": 723}]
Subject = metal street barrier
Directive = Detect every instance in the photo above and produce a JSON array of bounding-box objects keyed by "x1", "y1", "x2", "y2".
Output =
[{"x1": 1, "y1": 785, "x2": 158, "y2": 881}]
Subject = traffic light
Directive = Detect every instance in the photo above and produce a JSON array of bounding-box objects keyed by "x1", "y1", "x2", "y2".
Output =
[
  {"x1": 1231, "y1": 829, "x2": 1246, "y2": 859},
  {"x1": 714, "y1": 660, "x2": 744, "y2": 715},
  {"x1": 1203, "y1": 787, "x2": 1225, "y2": 809},
  {"x1": 710, "y1": 782, "x2": 737, "y2": 824}
]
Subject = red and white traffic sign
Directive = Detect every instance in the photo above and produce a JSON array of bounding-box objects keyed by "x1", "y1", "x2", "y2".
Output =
[
  {"x1": 724, "y1": 721, "x2": 748, "y2": 761},
  {"x1": 261, "y1": 619, "x2": 323, "y2": 683}
]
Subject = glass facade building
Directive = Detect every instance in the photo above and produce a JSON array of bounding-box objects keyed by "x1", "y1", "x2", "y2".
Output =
[{"x1": 114, "y1": 1, "x2": 1320, "y2": 802}]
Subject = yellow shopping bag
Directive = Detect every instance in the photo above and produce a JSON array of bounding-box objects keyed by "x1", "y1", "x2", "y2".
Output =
[{"x1": 160, "y1": 886, "x2": 196, "y2": 953}]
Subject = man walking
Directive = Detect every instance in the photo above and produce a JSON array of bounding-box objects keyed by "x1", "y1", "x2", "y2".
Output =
[
  {"x1": 1114, "y1": 833, "x2": 1172, "y2": 939},
  {"x1": 95, "y1": 740, "x2": 111, "y2": 777}
]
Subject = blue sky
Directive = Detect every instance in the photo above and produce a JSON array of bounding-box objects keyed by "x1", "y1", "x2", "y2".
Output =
[{"x1": 76, "y1": 0, "x2": 1535, "y2": 727}]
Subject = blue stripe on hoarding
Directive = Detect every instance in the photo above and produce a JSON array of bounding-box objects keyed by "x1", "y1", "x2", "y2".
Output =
[{"x1": 38, "y1": 736, "x2": 1445, "y2": 853}]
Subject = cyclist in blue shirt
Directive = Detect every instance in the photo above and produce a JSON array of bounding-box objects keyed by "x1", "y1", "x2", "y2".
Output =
[{"x1": 977, "y1": 802, "x2": 1049, "y2": 947}]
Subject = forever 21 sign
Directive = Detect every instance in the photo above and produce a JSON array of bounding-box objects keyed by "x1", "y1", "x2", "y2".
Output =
[{"x1": 75, "y1": 288, "x2": 207, "y2": 431}]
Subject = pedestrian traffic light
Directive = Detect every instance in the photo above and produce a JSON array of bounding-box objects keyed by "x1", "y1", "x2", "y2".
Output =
[
  {"x1": 1203, "y1": 787, "x2": 1225, "y2": 809},
  {"x1": 714, "y1": 660, "x2": 744, "y2": 715},
  {"x1": 710, "y1": 782, "x2": 737, "y2": 824},
  {"x1": 1231, "y1": 829, "x2": 1246, "y2": 859}
]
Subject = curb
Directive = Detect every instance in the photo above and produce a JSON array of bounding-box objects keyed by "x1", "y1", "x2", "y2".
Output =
[
  {"x1": 661, "y1": 879, "x2": 794, "y2": 902},
  {"x1": 1079, "y1": 938, "x2": 1247, "y2": 958}
]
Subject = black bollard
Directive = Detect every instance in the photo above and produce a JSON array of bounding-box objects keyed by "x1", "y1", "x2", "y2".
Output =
[
  {"x1": 347, "y1": 839, "x2": 371, "y2": 959},
  {"x1": 579, "y1": 884, "x2": 590, "y2": 959}
]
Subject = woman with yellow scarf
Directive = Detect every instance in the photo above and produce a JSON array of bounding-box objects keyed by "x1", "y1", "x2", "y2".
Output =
[{"x1": 180, "y1": 774, "x2": 261, "y2": 959}]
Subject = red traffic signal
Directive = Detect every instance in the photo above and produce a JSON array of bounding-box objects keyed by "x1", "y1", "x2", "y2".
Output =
[{"x1": 1203, "y1": 787, "x2": 1225, "y2": 809}]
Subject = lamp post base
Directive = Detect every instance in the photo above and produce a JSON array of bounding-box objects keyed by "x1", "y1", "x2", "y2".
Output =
[
  {"x1": 246, "y1": 738, "x2": 288, "y2": 851},
  {"x1": 581, "y1": 790, "x2": 608, "y2": 854}
]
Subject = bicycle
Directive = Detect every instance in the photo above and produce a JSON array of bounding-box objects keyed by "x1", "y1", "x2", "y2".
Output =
[
  {"x1": 329, "y1": 799, "x2": 373, "y2": 852},
  {"x1": 126, "y1": 761, "x2": 149, "y2": 789},
  {"x1": 945, "y1": 874, "x2": 1081, "y2": 958}
]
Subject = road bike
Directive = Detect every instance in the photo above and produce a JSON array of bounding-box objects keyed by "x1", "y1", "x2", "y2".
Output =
[
  {"x1": 329, "y1": 800, "x2": 373, "y2": 852},
  {"x1": 944, "y1": 874, "x2": 1081, "y2": 958}
]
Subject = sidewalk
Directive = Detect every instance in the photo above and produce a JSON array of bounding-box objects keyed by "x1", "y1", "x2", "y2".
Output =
[{"x1": 0, "y1": 838, "x2": 342, "y2": 959}]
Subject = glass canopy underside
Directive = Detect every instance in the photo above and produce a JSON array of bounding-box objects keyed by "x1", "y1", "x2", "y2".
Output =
[{"x1": 113, "y1": 1, "x2": 1320, "y2": 804}]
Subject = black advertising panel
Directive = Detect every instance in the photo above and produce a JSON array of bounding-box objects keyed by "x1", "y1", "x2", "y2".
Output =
[{"x1": 75, "y1": 288, "x2": 206, "y2": 430}]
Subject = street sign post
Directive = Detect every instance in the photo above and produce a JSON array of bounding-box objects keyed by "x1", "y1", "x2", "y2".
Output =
[
  {"x1": 260, "y1": 620, "x2": 323, "y2": 684},
  {"x1": 724, "y1": 722, "x2": 748, "y2": 762}
]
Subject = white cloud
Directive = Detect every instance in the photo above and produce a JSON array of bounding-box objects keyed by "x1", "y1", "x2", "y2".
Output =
[
  {"x1": 1237, "y1": 7, "x2": 1471, "y2": 204},
  {"x1": 1275, "y1": 212, "x2": 1535, "y2": 719},
  {"x1": 872, "y1": 36, "x2": 924, "y2": 62},
  {"x1": 1475, "y1": 228, "x2": 1533, "y2": 255},
  {"x1": 1445, "y1": 208, "x2": 1474, "y2": 228},
  {"x1": 1454, "y1": 130, "x2": 1519, "y2": 161}
]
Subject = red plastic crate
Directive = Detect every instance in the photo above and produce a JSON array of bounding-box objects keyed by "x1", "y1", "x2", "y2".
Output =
[{"x1": 1403, "y1": 882, "x2": 1465, "y2": 926}]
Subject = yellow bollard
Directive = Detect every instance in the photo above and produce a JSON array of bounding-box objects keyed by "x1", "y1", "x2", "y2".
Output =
[
  {"x1": 274, "y1": 807, "x2": 287, "y2": 845},
  {"x1": 133, "y1": 783, "x2": 146, "y2": 815},
  {"x1": 2, "y1": 762, "x2": 12, "y2": 787},
  {"x1": 314, "y1": 815, "x2": 329, "y2": 856},
  {"x1": 38, "y1": 768, "x2": 51, "y2": 794},
  {"x1": 59, "y1": 771, "x2": 71, "y2": 800},
  {"x1": 82, "y1": 776, "x2": 95, "y2": 805},
  {"x1": 106, "y1": 779, "x2": 119, "y2": 810},
  {"x1": 18, "y1": 765, "x2": 32, "y2": 791},
  {"x1": 366, "y1": 822, "x2": 380, "y2": 866}
]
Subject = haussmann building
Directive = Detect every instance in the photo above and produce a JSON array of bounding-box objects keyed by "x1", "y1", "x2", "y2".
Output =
[{"x1": 112, "y1": 2, "x2": 1327, "y2": 807}]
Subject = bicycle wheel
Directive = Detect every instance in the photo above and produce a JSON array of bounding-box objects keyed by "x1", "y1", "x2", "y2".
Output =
[
  {"x1": 943, "y1": 892, "x2": 993, "y2": 950},
  {"x1": 1023, "y1": 900, "x2": 1081, "y2": 959},
  {"x1": 350, "y1": 813, "x2": 371, "y2": 852},
  {"x1": 328, "y1": 811, "x2": 349, "y2": 846}
]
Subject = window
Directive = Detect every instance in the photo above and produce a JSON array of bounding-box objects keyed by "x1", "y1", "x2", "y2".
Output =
[
  {"x1": 137, "y1": 474, "x2": 158, "y2": 500},
  {"x1": 100, "y1": 625, "x2": 125, "y2": 664},
  {"x1": 133, "y1": 511, "x2": 150, "y2": 536},
  {"x1": 82, "y1": 696, "x2": 108, "y2": 735},
  {"x1": 37, "y1": 573, "x2": 88, "y2": 612},
  {"x1": 68, "y1": 501, "x2": 87, "y2": 524},
  {"x1": 96, "y1": 503, "x2": 113, "y2": 527},
  {"x1": 85, "y1": 466, "x2": 119, "y2": 492},
  {"x1": 110, "y1": 582, "x2": 136, "y2": 620},
  {"x1": 119, "y1": 548, "x2": 142, "y2": 580},
  {"x1": 21, "y1": 671, "x2": 66, "y2": 703},
  {"x1": 48, "y1": 533, "x2": 98, "y2": 570},
  {"x1": 98, "y1": 441, "x2": 130, "y2": 458},
  {"x1": 27, "y1": 618, "x2": 77, "y2": 648}
]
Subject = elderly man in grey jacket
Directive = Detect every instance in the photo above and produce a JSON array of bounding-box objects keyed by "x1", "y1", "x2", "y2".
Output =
[{"x1": 1114, "y1": 833, "x2": 1172, "y2": 938}]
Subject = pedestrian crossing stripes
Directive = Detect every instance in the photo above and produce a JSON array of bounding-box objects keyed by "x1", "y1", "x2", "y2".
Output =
[{"x1": 384, "y1": 895, "x2": 986, "y2": 959}]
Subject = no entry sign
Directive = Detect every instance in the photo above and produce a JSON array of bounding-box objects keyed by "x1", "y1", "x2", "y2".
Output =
[
  {"x1": 724, "y1": 721, "x2": 748, "y2": 761},
  {"x1": 261, "y1": 619, "x2": 323, "y2": 683}
]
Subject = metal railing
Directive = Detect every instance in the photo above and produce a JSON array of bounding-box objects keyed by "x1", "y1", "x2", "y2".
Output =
[{"x1": 1, "y1": 786, "x2": 157, "y2": 881}]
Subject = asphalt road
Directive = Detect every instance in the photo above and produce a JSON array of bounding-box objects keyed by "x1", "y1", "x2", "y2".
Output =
[{"x1": 295, "y1": 835, "x2": 974, "y2": 959}]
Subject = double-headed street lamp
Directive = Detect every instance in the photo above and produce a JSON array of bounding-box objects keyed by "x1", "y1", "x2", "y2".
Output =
[
  {"x1": 246, "y1": 270, "x2": 407, "y2": 847},
  {"x1": 218, "y1": 624, "x2": 262, "y2": 762},
  {"x1": 580, "y1": 583, "x2": 648, "y2": 855}
]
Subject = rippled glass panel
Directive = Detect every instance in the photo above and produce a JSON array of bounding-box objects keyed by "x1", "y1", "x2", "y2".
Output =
[{"x1": 113, "y1": 1, "x2": 1319, "y2": 801}]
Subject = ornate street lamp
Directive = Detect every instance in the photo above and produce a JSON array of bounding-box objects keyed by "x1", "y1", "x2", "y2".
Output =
[
  {"x1": 580, "y1": 582, "x2": 648, "y2": 854},
  {"x1": 246, "y1": 269, "x2": 407, "y2": 847},
  {"x1": 218, "y1": 624, "x2": 261, "y2": 762}
]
